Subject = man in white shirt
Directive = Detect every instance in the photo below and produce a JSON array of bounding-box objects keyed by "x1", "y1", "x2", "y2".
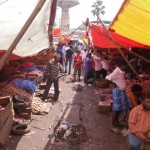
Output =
[
  {"x1": 62, "y1": 43, "x2": 69, "y2": 69},
  {"x1": 101, "y1": 56, "x2": 110, "y2": 78},
  {"x1": 78, "y1": 43, "x2": 84, "y2": 51},
  {"x1": 93, "y1": 53, "x2": 102, "y2": 79}
]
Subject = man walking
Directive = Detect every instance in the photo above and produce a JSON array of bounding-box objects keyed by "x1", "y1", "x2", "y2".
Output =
[
  {"x1": 42, "y1": 54, "x2": 64, "y2": 101},
  {"x1": 65, "y1": 45, "x2": 74, "y2": 74}
]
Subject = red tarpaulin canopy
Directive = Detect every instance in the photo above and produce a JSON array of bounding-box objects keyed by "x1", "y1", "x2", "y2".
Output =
[
  {"x1": 90, "y1": 24, "x2": 148, "y2": 49},
  {"x1": 0, "y1": 50, "x2": 22, "y2": 60}
]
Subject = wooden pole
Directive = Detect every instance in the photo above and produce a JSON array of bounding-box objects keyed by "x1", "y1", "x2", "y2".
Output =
[
  {"x1": 84, "y1": 18, "x2": 90, "y2": 52},
  {"x1": 125, "y1": 48, "x2": 150, "y2": 64},
  {"x1": 94, "y1": 14, "x2": 142, "y2": 81},
  {"x1": 0, "y1": 0, "x2": 47, "y2": 70},
  {"x1": 62, "y1": 24, "x2": 83, "y2": 42},
  {"x1": 48, "y1": 0, "x2": 58, "y2": 47}
]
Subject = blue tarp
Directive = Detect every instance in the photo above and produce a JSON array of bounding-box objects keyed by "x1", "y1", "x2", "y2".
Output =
[{"x1": 12, "y1": 79, "x2": 36, "y2": 92}]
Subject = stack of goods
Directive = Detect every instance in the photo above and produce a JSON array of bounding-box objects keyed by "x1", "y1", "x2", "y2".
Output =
[
  {"x1": 126, "y1": 79, "x2": 150, "y2": 95},
  {"x1": 0, "y1": 82, "x2": 33, "y2": 101},
  {"x1": 13, "y1": 95, "x2": 32, "y2": 120},
  {"x1": 95, "y1": 88, "x2": 112, "y2": 101},
  {"x1": 95, "y1": 88, "x2": 113, "y2": 113},
  {"x1": 31, "y1": 97, "x2": 46, "y2": 115}
]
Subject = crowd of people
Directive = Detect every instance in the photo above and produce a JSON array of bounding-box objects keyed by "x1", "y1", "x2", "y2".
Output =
[{"x1": 42, "y1": 41, "x2": 150, "y2": 150}]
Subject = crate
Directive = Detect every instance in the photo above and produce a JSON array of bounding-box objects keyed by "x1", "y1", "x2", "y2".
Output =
[
  {"x1": 0, "y1": 95, "x2": 13, "y2": 131},
  {"x1": 0, "y1": 113, "x2": 13, "y2": 146},
  {"x1": 96, "y1": 78, "x2": 109, "y2": 88},
  {"x1": 98, "y1": 101, "x2": 111, "y2": 113},
  {"x1": 143, "y1": 142, "x2": 150, "y2": 150}
]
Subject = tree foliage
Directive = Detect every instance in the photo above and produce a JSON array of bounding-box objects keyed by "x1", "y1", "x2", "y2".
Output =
[{"x1": 91, "y1": 0, "x2": 105, "y2": 17}]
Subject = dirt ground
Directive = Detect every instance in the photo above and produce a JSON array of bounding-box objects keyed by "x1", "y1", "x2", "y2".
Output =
[{"x1": 1, "y1": 74, "x2": 129, "y2": 150}]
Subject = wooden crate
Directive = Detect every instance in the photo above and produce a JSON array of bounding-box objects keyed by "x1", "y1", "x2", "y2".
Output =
[
  {"x1": 0, "y1": 95, "x2": 13, "y2": 131},
  {"x1": 143, "y1": 142, "x2": 150, "y2": 150},
  {"x1": 0, "y1": 113, "x2": 13, "y2": 146},
  {"x1": 98, "y1": 101, "x2": 111, "y2": 113}
]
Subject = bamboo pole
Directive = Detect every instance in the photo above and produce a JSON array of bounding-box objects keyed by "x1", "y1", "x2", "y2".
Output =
[
  {"x1": 0, "y1": 0, "x2": 47, "y2": 70},
  {"x1": 94, "y1": 14, "x2": 142, "y2": 81},
  {"x1": 85, "y1": 18, "x2": 90, "y2": 52},
  {"x1": 126, "y1": 48, "x2": 150, "y2": 64},
  {"x1": 48, "y1": 0, "x2": 58, "y2": 47},
  {"x1": 62, "y1": 24, "x2": 83, "y2": 42}
]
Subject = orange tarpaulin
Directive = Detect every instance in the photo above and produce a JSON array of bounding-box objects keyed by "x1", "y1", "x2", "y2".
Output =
[
  {"x1": 90, "y1": 24, "x2": 148, "y2": 49},
  {"x1": 109, "y1": 0, "x2": 150, "y2": 46}
]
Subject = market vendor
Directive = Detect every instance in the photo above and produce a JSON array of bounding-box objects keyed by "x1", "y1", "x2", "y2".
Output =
[
  {"x1": 128, "y1": 94, "x2": 150, "y2": 150},
  {"x1": 106, "y1": 66, "x2": 132, "y2": 134},
  {"x1": 127, "y1": 84, "x2": 143, "y2": 109},
  {"x1": 42, "y1": 54, "x2": 64, "y2": 102}
]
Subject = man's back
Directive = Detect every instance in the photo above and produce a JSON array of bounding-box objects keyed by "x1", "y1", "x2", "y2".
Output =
[{"x1": 66, "y1": 48, "x2": 74, "y2": 58}]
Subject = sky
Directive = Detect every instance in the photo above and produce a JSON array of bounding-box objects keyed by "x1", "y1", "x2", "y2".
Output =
[{"x1": 56, "y1": 0, "x2": 124, "y2": 29}]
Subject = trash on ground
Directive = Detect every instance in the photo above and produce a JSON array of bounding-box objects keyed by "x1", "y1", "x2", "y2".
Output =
[{"x1": 54, "y1": 122, "x2": 87, "y2": 145}]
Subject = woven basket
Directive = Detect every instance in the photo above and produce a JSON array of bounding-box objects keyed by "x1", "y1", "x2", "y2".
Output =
[{"x1": 95, "y1": 78, "x2": 109, "y2": 88}]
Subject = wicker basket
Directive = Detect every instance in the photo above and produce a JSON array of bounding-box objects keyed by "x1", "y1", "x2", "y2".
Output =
[{"x1": 95, "y1": 78, "x2": 109, "y2": 88}]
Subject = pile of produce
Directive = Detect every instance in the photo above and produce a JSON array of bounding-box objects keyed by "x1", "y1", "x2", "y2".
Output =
[{"x1": 126, "y1": 79, "x2": 150, "y2": 95}]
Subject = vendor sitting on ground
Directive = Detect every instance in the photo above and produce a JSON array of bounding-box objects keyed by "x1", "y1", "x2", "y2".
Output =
[
  {"x1": 106, "y1": 66, "x2": 132, "y2": 134},
  {"x1": 127, "y1": 84, "x2": 143, "y2": 109},
  {"x1": 128, "y1": 94, "x2": 150, "y2": 150}
]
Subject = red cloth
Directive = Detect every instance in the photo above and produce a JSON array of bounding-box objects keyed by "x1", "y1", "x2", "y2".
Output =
[
  {"x1": 22, "y1": 62, "x2": 34, "y2": 67},
  {"x1": 53, "y1": 28, "x2": 61, "y2": 37},
  {"x1": 0, "y1": 50, "x2": 22, "y2": 60},
  {"x1": 74, "y1": 55, "x2": 82, "y2": 69}
]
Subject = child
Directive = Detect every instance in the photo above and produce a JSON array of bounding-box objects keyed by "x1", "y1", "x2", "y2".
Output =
[
  {"x1": 73, "y1": 50, "x2": 82, "y2": 82},
  {"x1": 127, "y1": 84, "x2": 142, "y2": 109}
]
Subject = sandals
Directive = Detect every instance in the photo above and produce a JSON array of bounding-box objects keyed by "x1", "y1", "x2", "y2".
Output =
[{"x1": 111, "y1": 128, "x2": 120, "y2": 134}]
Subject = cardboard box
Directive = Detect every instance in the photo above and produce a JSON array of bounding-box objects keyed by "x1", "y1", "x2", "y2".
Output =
[{"x1": 0, "y1": 95, "x2": 13, "y2": 131}]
